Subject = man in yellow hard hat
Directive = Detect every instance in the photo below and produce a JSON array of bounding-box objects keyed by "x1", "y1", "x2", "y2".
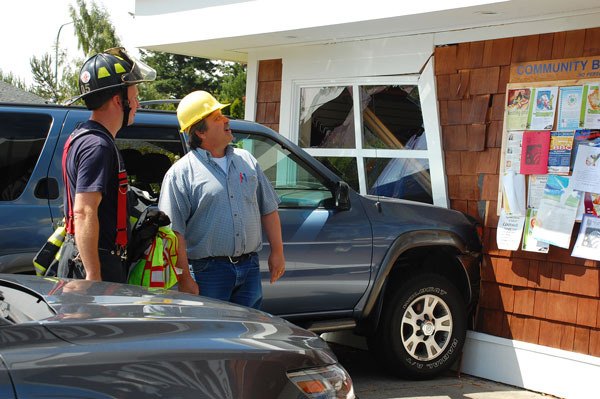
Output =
[{"x1": 158, "y1": 91, "x2": 285, "y2": 309}]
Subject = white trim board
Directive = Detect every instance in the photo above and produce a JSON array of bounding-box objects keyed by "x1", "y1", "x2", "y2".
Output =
[{"x1": 461, "y1": 331, "x2": 600, "y2": 399}]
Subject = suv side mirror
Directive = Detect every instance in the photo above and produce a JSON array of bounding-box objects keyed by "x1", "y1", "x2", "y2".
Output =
[{"x1": 334, "y1": 181, "x2": 351, "y2": 211}]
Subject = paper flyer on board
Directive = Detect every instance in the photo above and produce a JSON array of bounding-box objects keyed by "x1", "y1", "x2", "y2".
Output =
[
  {"x1": 581, "y1": 83, "x2": 600, "y2": 129},
  {"x1": 547, "y1": 131, "x2": 574, "y2": 175},
  {"x1": 522, "y1": 208, "x2": 549, "y2": 253},
  {"x1": 571, "y1": 129, "x2": 600, "y2": 171},
  {"x1": 571, "y1": 215, "x2": 600, "y2": 261},
  {"x1": 557, "y1": 86, "x2": 583, "y2": 131},
  {"x1": 570, "y1": 145, "x2": 600, "y2": 194},
  {"x1": 502, "y1": 171, "x2": 526, "y2": 216},
  {"x1": 520, "y1": 130, "x2": 550, "y2": 175},
  {"x1": 527, "y1": 175, "x2": 549, "y2": 209},
  {"x1": 506, "y1": 88, "x2": 531, "y2": 131},
  {"x1": 504, "y1": 131, "x2": 523, "y2": 172},
  {"x1": 527, "y1": 87, "x2": 558, "y2": 130},
  {"x1": 497, "y1": 209, "x2": 526, "y2": 251},
  {"x1": 532, "y1": 175, "x2": 581, "y2": 249}
]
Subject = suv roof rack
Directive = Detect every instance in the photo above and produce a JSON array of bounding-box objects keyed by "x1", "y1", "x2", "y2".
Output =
[{"x1": 139, "y1": 99, "x2": 181, "y2": 109}]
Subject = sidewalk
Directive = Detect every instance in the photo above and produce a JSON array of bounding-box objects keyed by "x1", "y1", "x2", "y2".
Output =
[{"x1": 329, "y1": 343, "x2": 557, "y2": 399}]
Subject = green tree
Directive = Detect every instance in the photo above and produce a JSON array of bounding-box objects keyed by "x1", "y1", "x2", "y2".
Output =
[
  {"x1": 215, "y1": 62, "x2": 247, "y2": 119},
  {"x1": 69, "y1": 0, "x2": 121, "y2": 56},
  {"x1": 27, "y1": 0, "x2": 121, "y2": 103},
  {"x1": 29, "y1": 53, "x2": 58, "y2": 100},
  {"x1": 0, "y1": 69, "x2": 28, "y2": 90},
  {"x1": 139, "y1": 50, "x2": 218, "y2": 100}
]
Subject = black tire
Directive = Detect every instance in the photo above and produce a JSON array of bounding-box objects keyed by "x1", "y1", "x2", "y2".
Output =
[{"x1": 368, "y1": 273, "x2": 466, "y2": 379}]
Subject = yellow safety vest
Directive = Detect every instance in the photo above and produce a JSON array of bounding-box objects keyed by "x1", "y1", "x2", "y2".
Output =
[{"x1": 127, "y1": 226, "x2": 180, "y2": 289}]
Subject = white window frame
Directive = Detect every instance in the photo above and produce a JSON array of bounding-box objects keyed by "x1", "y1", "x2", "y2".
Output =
[{"x1": 289, "y1": 57, "x2": 448, "y2": 207}]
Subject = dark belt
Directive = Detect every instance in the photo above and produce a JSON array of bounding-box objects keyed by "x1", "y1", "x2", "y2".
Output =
[{"x1": 201, "y1": 252, "x2": 257, "y2": 264}]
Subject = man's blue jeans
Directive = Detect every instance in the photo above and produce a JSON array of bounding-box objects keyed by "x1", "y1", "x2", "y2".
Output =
[{"x1": 189, "y1": 254, "x2": 262, "y2": 309}]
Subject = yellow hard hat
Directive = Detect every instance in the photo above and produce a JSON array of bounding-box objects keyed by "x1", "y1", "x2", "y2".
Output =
[{"x1": 177, "y1": 91, "x2": 230, "y2": 132}]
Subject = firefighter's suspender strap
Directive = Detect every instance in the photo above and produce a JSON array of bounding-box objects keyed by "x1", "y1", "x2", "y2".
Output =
[{"x1": 62, "y1": 128, "x2": 128, "y2": 249}]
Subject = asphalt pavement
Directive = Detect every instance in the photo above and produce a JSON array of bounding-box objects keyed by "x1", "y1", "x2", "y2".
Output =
[{"x1": 329, "y1": 343, "x2": 557, "y2": 399}]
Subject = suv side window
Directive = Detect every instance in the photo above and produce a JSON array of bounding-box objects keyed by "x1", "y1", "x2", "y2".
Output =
[
  {"x1": 116, "y1": 125, "x2": 184, "y2": 197},
  {"x1": 0, "y1": 112, "x2": 52, "y2": 201},
  {"x1": 233, "y1": 132, "x2": 334, "y2": 209}
]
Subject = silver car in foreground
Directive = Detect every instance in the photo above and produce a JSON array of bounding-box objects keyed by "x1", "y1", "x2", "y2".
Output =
[{"x1": 0, "y1": 274, "x2": 355, "y2": 399}]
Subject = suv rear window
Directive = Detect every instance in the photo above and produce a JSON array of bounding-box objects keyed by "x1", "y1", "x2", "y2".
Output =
[{"x1": 0, "y1": 112, "x2": 52, "y2": 201}]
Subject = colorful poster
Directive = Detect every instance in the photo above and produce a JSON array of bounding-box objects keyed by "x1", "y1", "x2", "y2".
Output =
[
  {"x1": 527, "y1": 87, "x2": 558, "y2": 130},
  {"x1": 571, "y1": 215, "x2": 600, "y2": 261},
  {"x1": 570, "y1": 145, "x2": 600, "y2": 194},
  {"x1": 520, "y1": 130, "x2": 550, "y2": 175},
  {"x1": 497, "y1": 209, "x2": 525, "y2": 251},
  {"x1": 506, "y1": 88, "x2": 531, "y2": 131},
  {"x1": 547, "y1": 131, "x2": 574, "y2": 175},
  {"x1": 532, "y1": 175, "x2": 582, "y2": 249},
  {"x1": 581, "y1": 83, "x2": 600, "y2": 129},
  {"x1": 527, "y1": 175, "x2": 548, "y2": 209},
  {"x1": 504, "y1": 131, "x2": 523, "y2": 173},
  {"x1": 557, "y1": 86, "x2": 583, "y2": 131},
  {"x1": 522, "y1": 208, "x2": 549, "y2": 253}
]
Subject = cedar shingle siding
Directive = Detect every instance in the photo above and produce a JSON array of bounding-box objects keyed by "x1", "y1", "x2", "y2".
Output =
[{"x1": 435, "y1": 28, "x2": 600, "y2": 357}]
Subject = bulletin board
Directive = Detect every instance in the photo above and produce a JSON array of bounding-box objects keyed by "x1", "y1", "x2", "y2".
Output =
[{"x1": 496, "y1": 55, "x2": 600, "y2": 260}]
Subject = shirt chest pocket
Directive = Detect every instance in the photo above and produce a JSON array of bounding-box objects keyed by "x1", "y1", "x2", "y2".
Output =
[{"x1": 241, "y1": 173, "x2": 258, "y2": 201}]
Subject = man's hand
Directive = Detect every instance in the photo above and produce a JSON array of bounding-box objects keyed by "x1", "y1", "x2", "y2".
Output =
[
  {"x1": 268, "y1": 251, "x2": 285, "y2": 283},
  {"x1": 173, "y1": 232, "x2": 199, "y2": 295},
  {"x1": 178, "y1": 273, "x2": 199, "y2": 295}
]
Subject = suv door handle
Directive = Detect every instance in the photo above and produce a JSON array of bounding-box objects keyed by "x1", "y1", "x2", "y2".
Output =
[{"x1": 34, "y1": 178, "x2": 59, "y2": 199}]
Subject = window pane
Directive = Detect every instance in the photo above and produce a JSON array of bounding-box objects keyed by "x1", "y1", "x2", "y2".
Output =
[
  {"x1": 315, "y1": 156, "x2": 359, "y2": 192},
  {"x1": 361, "y1": 85, "x2": 426, "y2": 150},
  {"x1": 366, "y1": 157, "x2": 432, "y2": 204},
  {"x1": 299, "y1": 86, "x2": 355, "y2": 148},
  {"x1": 234, "y1": 132, "x2": 334, "y2": 209},
  {"x1": 0, "y1": 112, "x2": 51, "y2": 201},
  {"x1": 116, "y1": 125, "x2": 184, "y2": 197}
]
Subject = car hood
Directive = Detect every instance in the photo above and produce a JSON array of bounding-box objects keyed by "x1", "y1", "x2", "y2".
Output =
[
  {"x1": 1, "y1": 275, "x2": 330, "y2": 356},
  {"x1": 361, "y1": 194, "x2": 482, "y2": 251}
]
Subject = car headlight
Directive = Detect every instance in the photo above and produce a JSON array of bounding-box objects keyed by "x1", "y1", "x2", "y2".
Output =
[{"x1": 287, "y1": 364, "x2": 355, "y2": 399}]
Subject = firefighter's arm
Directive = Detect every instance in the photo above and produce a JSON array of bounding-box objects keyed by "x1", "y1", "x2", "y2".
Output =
[
  {"x1": 73, "y1": 191, "x2": 102, "y2": 281},
  {"x1": 174, "y1": 231, "x2": 199, "y2": 295}
]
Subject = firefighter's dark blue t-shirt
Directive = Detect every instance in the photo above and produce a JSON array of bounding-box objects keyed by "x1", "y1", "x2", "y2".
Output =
[{"x1": 64, "y1": 120, "x2": 121, "y2": 250}]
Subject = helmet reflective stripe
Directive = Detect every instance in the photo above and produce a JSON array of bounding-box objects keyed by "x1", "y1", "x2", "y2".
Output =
[
  {"x1": 97, "y1": 66, "x2": 111, "y2": 79},
  {"x1": 114, "y1": 63, "x2": 126, "y2": 74}
]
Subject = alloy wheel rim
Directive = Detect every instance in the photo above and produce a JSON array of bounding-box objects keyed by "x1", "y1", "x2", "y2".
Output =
[{"x1": 400, "y1": 293, "x2": 453, "y2": 361}]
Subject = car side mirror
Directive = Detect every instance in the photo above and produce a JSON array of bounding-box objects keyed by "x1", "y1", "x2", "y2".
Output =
[{"x1": 334, "y1": 181, "x2": 351, "y2": 211}]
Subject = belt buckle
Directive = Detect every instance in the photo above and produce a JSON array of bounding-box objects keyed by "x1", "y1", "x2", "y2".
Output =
[{"x1": 227, "y1": 256, "x2": 239, "y2": 264}]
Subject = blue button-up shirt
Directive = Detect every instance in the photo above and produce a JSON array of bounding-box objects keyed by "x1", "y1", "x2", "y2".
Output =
[{"x1": 158, "y1": 145, "x2": 280, "y2": 259}]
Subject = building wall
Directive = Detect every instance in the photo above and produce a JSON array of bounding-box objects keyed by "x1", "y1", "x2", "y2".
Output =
[
  {"x1": 434, "y1": 28, "x2": 600, "y2": 357},
  {"x1": 253, "y1": 28, "x2": 600, "y2": 359}
]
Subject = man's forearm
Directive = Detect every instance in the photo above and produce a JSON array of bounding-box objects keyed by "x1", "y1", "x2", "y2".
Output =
[
  {"x1": 74, "y1": 211, "x2": 101, "y2": 280},
  {"x1": 261, "y1": 211, "x2": 284, "y2": 254},
  {"x1": 73, "y1": 192, "x2": 102, "y2": 280}
]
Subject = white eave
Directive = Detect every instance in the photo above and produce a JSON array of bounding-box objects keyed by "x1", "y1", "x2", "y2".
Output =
[{"x1": 132, "y1": 0, "x2": 600, "y2": 62}]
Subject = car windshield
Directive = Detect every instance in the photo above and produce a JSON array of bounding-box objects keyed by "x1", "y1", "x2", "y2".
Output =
[{"x1": 0, "y1": 280, "x2": 55, "y2": 324}]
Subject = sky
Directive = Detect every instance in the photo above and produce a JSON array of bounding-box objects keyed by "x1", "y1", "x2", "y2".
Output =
[{"x1": 1, "y1": 0, "x2": 137, "y2": 85}]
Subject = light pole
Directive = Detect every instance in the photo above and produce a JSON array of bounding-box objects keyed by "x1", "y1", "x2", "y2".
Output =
[{"x1": 55, "y1": 21, "x2": 74, "y2": 85}]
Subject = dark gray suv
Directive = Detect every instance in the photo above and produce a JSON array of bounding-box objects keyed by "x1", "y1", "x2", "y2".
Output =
[{"x1": 0, "y1": 103, "x2": 482, "y2": 379}]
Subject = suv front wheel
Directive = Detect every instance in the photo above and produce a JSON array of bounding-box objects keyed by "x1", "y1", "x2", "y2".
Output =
[{"x1": 369, "y1": 274, "x2": 467, "y2": 379}]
